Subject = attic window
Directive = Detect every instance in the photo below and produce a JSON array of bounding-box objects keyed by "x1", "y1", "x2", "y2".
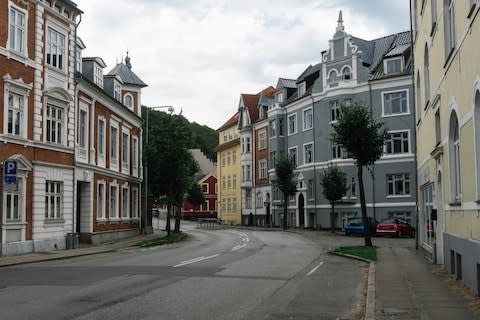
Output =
[
  {"x1": 341, "y1": 66, "x2": 352, "y2": 80},
  {"x1": 124, "y1": 94, "x2": 133, "y2": 109},
  {"x1": 94, "y1": 65, "x2": 103, "y2": 88},
  {"x1": 385, "y1": 57, "x2": 403, "y2": 74},
  {"x1": 277, "y1": 92, "x2": 284, "y2": 103},
  {"x1": 298, "y1": 82, "x2": 306, "y2": 97},
  {"x1": 114, "y1": 81, "x2": 121, "y2": 101},
  {"x1": 328, "y1": 70, "x2": 338, "y2": 84}
]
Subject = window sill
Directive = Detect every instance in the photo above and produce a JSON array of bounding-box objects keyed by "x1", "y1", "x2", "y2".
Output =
[
  {"x1": 4, "y1": 220, "x2": 26, "y2": 226},
  {"x1": 386, "y1": 195, "x2": 412, "y2": 199},
  {"x1": 96, "y1": 218, "x2": 108, "y2": 225},
  {"x1": 44, "y1": 218, "x2": 65, "y2": 225},
  {"x1": 449, "y1": 201, "x2": 461, "y2": 206},
  {"x1": 45, "y1": 64, "x2": 67, "y2": 77}
]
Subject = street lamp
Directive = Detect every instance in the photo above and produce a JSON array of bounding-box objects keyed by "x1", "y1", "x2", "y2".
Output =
[{"x1": 143, "y1": 105, "x2": 175, "y2": 234}]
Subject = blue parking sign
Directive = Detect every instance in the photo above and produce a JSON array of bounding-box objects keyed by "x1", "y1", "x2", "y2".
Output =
[{"x1": 3, "y1": 160, "x2": 17, "y2": 184}]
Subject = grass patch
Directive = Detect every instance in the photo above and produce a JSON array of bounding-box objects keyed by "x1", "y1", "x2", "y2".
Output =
[
  {"x1": 334, "y1": 246, "x2": 377, "y2": 261},
  {"x1": 134, "y1": 231, "x2": 187, "y2": 248}
]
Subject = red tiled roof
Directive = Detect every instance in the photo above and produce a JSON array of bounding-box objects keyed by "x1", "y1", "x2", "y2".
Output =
[
  {"x1": 241, "y1": 93, "x2": 260, "y2": 123},
  {"x1": 259, "y1": 86, "x2": 275, "y2": 98},
  {"x1": 217, "y1": 112, "x2": 239, "y2": 131}
]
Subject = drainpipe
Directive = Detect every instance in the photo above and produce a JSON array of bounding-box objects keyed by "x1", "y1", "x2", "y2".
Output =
[
  {"x1": 310, "y1": 93, "x2": 316, "y2": 229},
  {"x1": 72, "y1": 13, "x2": 82, "y2": 248},
  {"x1": 368, "y1": 82, "x2": 376, "y2": 222},
  {"x1": 409, "y1": 0, "x2": 420, "y2": 251}
]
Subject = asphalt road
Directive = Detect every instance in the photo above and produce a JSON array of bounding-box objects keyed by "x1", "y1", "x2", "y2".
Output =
[{"x1": 0, "y1": 221, "x2": 368, "y2": 320}]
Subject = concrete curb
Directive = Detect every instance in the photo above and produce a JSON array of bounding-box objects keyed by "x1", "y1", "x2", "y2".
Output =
[
  {"x1": 328, "y1": 251, "x2": 375, "y2": 320},
  {"x1": 0, "y1": 249, "x2": 115, "y2": 268}
]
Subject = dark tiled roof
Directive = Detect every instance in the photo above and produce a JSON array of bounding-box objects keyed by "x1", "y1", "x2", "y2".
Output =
[
  {"x1": 297, "y1": 63, "x2": 321, "y2": 83},
  {"x1": 351, "y1": 37, "x2": 375, "y2": 66},
  {"x1": 107, "y1": 63, "x2": 147, "y2": 88},
  {"x1": 241, "y1": 94, "x2": 260, "y2": 123},
  {"x1": 277, "y1": 78, "x2": 296, "y2": 89}
]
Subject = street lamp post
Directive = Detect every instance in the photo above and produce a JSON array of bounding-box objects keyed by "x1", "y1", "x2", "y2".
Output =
[{"x1": 143, "y1": 105, "x2": 174, "y2": 234}]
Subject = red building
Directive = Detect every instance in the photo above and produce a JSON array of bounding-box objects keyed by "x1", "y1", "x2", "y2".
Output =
[{"x1": 182, "y1": 172, "x2": 217, "y2": 220}]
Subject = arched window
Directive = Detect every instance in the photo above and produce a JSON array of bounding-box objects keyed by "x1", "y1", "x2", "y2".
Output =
[
  {"x1": 474, "y1": 90, "x2": 480, "y2": 198},
  {"x1": 449, "y1": 110, "x2": 461, "y2": 201},
  {"x1": 341, "y1": 66, "x2": 352, "y2": 80},
  {"x1": 424, "y1": 44, "x2": 430, "y2": 105},
  {"x1": 416, "y1": 72, "x2": 421, "y2": 122},
  {"x1": 124, "y1": 94, "x2": 133, "y2": 109},
  {"x1": 328, "y1": 70, "x2": 338, "y2": 84}
]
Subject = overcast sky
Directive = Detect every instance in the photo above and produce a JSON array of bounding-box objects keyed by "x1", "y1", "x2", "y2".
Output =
[{"x1": 75, "y1": 0, "x2": 410, "y2": 129}]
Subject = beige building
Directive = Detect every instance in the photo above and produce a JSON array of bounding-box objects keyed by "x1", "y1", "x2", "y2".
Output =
[
  {"x1": 215, "y1": 112, "x2": 241, "y2": 225},
  {"x1": 412, "y1": 0, "x2": 480, "y2": 294}
]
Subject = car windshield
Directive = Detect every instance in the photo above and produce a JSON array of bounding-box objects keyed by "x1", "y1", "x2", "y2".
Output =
[{"x1": 381, "y1": 219, "x2": 397, "y2": 224}]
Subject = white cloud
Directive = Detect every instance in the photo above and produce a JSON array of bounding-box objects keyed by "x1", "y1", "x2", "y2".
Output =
[{"x1": 75, "y1": 0, "x2": 409, "y2": 129}]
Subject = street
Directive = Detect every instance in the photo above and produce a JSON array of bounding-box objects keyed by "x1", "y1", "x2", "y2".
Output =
[{"x1": 0, "y1": 221, "x2": 370, "y2": 320}]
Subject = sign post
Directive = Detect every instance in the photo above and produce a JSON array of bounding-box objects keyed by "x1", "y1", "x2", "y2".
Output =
[{"x1": 3, "y1": 160, "x2": 18, "y2": 191}]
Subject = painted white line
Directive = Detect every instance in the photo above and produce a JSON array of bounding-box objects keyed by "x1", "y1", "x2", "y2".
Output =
[
  {"x1": 306, "y1": 262, "x2": 324, "y2": 276},
  {"x1": 173, "y1": 254, "x2": 220, "y2": 268},
  {"x1": 232, "y1": 243, "x2": 247, "y2": 252}
]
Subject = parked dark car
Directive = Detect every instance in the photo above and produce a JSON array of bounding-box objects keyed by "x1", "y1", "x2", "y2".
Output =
[
  {"x1": 376, "y1": 218, "x2": 415, "y2": 237},
  {"x1": 344, "y1": 217, "x2": 378, "y2": 236}
]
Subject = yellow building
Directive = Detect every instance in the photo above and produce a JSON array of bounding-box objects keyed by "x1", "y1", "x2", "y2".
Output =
[
  {"x1": 215, "y1": 112, "x2": 242, "y2": 225},
  {"x1": 412, "y1": 0, "x2": 480, "y2": 294}
]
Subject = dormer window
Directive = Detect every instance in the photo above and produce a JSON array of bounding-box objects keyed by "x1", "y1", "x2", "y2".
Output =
[
  {"x1": 341, "y1": 66, "x2": 352, "y2": 80},
  {"x1": 94, "y1": 65, "x2": 103, "y2": 88},
  {"x1": 124, "y1": 94, "x2": 133, "y2": 109},
  {"x1": 277, "y1": 92, "x2": 284, "y2": 103},
  {"x1": 114, "y1": 81, "x2": 121, "y2": 101},
  {"x1": 385, "y1": 57, "x2": 403, "y2": 74},
  {"x1": 298, "y1": 82, "x2": 306, "y2": 97}
]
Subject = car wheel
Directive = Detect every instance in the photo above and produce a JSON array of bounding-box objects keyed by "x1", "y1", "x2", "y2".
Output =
[{"x1": 345, "y1": 232, "x2": 350, "y2": 236}]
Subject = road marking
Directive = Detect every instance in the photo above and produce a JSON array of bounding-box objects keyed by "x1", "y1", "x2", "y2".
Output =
[
  {"x1": 173, "y1": 254, "x2": 220, "y2": 267},
  {"x1": 306, "y1": 262, "x2": 324, "y2": 276},
  {"x1": 232, "y1": 243, "x2": 247, "y2": 252}
]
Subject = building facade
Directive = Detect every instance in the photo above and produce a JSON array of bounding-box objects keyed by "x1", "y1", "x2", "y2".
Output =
[
  {"x1": 74, "y1": 53, "x2": 145, "y2": 244},
  {"x1": 216, "y1": 113, "x2": 241, "y2": 225},
  {"x1": 1, "y1": 0, "x2": 82, "y2": 255},
  {"x1": 182, "y1": 172, "x2": 217, "y2": 220},
  {"x1": 268, "y1": 12, "x2": 417, "y2": 230},
  {"x1": 238, "y1": 87, "x2": 274, "y2": 226},
  {"x1": 412, "y1": 0, "x2": 480, "y2": 294}
]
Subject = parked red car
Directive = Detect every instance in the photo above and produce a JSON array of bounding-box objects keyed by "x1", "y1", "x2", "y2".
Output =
[{"x1": 376, "y1": 218, "x2": 415, "y2": 237}]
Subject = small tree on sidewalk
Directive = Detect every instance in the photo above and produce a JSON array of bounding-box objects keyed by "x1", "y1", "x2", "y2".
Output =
[
  {"x1": 319, "y1": 165, "x2": 348, "y2": 233},
  {"x1": 274, "y1": 155, "x2": 297, "y2": 230},
  {"x1": 331, "y1": 102, "x2": 387, "y2": 247}
]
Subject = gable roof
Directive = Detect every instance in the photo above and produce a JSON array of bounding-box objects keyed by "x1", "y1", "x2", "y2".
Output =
[
  {"x1": 241, "y1": 93, "x2": 260, "y2": 123},
  {"x1": 217, "y1": 112, "x2": 239, "y2": 131},
  {"x1": 276, "y1": 78, "x2": 297, "y2": 89}
]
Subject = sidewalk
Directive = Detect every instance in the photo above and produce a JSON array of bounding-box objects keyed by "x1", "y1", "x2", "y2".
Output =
[
  {"x1": 0, "y1": 230, "x2": 166, "y2": 268},
  {"x1": 374, "y1": 245, "x2": 479, "y2": 320}
]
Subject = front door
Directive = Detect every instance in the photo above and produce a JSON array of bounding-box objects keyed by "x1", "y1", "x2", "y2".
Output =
[{"x1": 298, "y1": 194, "x2": 305, "y2": 227}]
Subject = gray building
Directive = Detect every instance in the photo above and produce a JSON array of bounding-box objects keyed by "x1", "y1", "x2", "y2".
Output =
[{"x1": 268, "y1": 12, "x2": 416, "y2": 229}]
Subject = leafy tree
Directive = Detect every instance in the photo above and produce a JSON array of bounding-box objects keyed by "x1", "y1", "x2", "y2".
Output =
[
  {"x1": 144, "y1": 108, "x2": 198, "y2": 236},
  {"x1": 274, "y1": 155, "x2": 297, "y2": 230},
  {"x1": 331, "y1": 102, "x2": 387, "y2": 246},
  {"x1": 186, "y1": 183, "x2": 206, "y2": 210},
  {"x1": 319, "y1": 165, "x2": 348, "y2": 233}
]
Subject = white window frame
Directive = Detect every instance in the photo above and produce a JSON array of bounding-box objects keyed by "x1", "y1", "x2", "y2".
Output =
[
  {"x1": 45, "y1": 25, "x2": 67, "y2": 71},
  {"x1": 332, "y1": 143, "x2": 342, "y2": 159},
  {"x1": 114, "y1": 80, "x2": 121, "y2": 101},
  {"x1": 384, "y1": 130, "x2": 411, "y2": 155},
  {"x1": 246, "y1": 164, "x2": 251, "y2": 182},
  {"x1": 124, "y1": 93, "x2": 134, "y2": 109},
  {"x1": 202, "y1": 183, "x2": 209, "y2": 194},
  {"x1": 246, "y1": 137, "x2": 251, "y2": 152},
  {"x1": 386, "y1": 174, "x2": 411, "y2": 197},
  {"x1": 97, "y1": 180, "x2": 106, "y2": 220},
  {"x1": 279, "y1": 118, "x2": 285, "y2": 137},
  {"x1": 97, "y1": 117, "x2": 106, "y2": 167},
  {"x1": 8, "y1": 3, "x2": 27, "y2": 56},
  {"x1": 384, "y1": 57, "x2": 404, "y2": 74},
  {"x1": 288, "y1": 113, "x2": 297, "y2": 135},
  {"x1": 109, "y1": 119, "x2": 119, "y2": 171},
  {"x1": 381, "y1": 89, "x2": 410, "y2": 117},
  {"x1": 303, "y1": 142, "x2": 314, "y2": 164},
  {"x1": 94, "y1": 64, "x2": 103, "y2": 88},
  {"x1": 121, "y1": 127, "x2": 130, "y2": 174},
  {"x1": 330, "y1": 100, "x2": 340, "y2": 123},
  {"x1": 78, "y1": 102, "x2": 89, "y2": 161},
  {"x1": 45, "y1": 181, "x2": 63, "y2": 219},
  {"x1": 132, "y1": 136, "x2": 139, "y2": 176},
  {"x1": 121, "y1": 184, "x2": 130, "y2": 219},
  {"x1": 303, "y1": 107, "x2": 313, "y2": 131},
  {"x1": 288, "y1": 146, "x2": 298, "y2": 166},
  {"x1": 109, "y1": 182, "x2": 119, "y2": 220},
  {"x1": 444, "y1": 0, "x2": 456, "y2": 58},
  {"x1": 350, "y1": 177, "x2": 357, "y2": 198},
  {"x1": 3, "y1": 76, "x2": 31, "y2": 139},
  {"x1": 449, "y1": 111, "x2": 461, "y2": 201},
  {"x1": 328, "y1": 69, "x2": 338, "y2": 84},
  {"x1": 131, "y1": 187, "x2": 139, "y2": 219},
  {"x1": 341, "y1": 65, "x2": 352, "y2": 80},
  {"x1": 5, "y1": 91, "x2": 24, "y2": 137},
  {"x1": 277, "y1": 92, "x2": 284, "y2": 103},
  {"x1": 269, "y1": 120, "x2": 276, "y2": 138},
  {"x1": 259, "y1": 159, "x2": 267, "y2": 179},
  {"x1": 45, "y1": 103, "x2": 65, "y2": 145},
  {"x1": 3, "y1": 177, "x2": 25, "y2": 223},
  {"x1": 298, "y1": 82, "x2": 306, "y2": 97},
  {"x1": 258, "y1": 129, "x2": 267, "y2": 150}
]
